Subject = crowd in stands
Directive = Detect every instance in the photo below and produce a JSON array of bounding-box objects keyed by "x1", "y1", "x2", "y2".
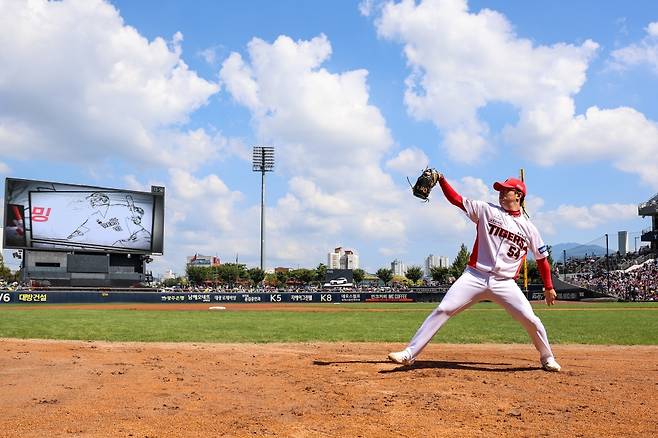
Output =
[
  {"x1": 562, "y1": 255, "x2": 658, "y2": 301},
  {"x1": 557, "y1": 250, "x2": 651, "y2": 275},
  {"x1": 159, "y1": 283, "x2": 420, "y2": 294}
]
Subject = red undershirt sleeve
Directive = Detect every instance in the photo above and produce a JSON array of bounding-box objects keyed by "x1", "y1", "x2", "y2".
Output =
[
  {"x1": 439, "y1": 177, "x2": 466, "y2": 211},
  {"x1": 537, "y1": 257, "x2": 554, "y2": 290}
]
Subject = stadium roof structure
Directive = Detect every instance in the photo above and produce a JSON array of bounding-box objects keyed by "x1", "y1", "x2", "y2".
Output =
[{"x1": 638, "y1": 192, "x2": 658, "y2": 216}]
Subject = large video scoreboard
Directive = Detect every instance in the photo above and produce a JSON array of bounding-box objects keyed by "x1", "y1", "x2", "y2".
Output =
[{"x1": 3, "y1": 178, "x2": 164, "y2": 254}]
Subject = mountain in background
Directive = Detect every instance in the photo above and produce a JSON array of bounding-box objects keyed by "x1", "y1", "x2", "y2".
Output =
[{"x1": 549, "y1": 242, "x2": 607, "y2": 260}]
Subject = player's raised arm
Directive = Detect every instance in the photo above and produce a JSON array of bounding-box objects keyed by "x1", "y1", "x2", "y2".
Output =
[{"x1": 437, "y1": 175, "x2": 466, "y2": 211}]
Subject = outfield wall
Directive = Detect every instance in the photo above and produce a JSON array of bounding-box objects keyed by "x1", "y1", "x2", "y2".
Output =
[
  {"x1": 0, "y1": 289, "x2": 608, "y2": 304},
  {"x1": 0, "y1": 290, "x2": 445, "y2": 304}
]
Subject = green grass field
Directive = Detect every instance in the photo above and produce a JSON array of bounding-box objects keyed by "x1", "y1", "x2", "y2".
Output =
[{"x1": 0, "y1": 301, "x2": 657, "y2": 345}]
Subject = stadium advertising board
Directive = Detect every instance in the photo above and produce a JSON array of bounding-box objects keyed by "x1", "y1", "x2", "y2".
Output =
[
  {"x1": 3, "y1": 178, "x2": 164, "y2": 254},
  {"x1": 323, "y1": 269, "x2": 355, "y2": 288},
  {"x1": 0, "y1": 291, "x2": 449, "y2": 304}
]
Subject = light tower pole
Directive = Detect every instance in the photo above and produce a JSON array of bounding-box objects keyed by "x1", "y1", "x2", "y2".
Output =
[{"x1": 252, "y1": 146, "x2": 274, "y2": 271}]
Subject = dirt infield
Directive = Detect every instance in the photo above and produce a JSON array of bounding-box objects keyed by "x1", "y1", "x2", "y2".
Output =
[{"x1": 1, "y1": 340, "x2": 656, "y2": 437}]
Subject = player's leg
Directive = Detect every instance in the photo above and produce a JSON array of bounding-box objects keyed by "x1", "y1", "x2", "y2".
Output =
[
  {"x1": 489, "y1": 279, "x2": 559, "y2": 370},
  {"x1": 389, "y1": 268, "x2": 487, "y2": 364}
]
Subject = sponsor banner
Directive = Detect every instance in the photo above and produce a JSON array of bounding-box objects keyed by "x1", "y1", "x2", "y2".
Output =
[
  {"x1": 0, "y1": 291, "x2": 445, "y2": 304},
  {"x1": 365, "y1": 293, "x2": 414, "y2": 302},
  {"x1": 529, "y1": 291, "x2": 586, "y2": 301},
  {"x1": 339, "y1": 293, "x2": 361, "y2": 303},
  {"x1": 0, "y1": 290, "x2": 611, "y2": 304}
]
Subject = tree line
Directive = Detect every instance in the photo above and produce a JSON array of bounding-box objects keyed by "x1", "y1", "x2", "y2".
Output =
[
  {"x1": 169, "y1": 244, "x2": 553, "y2": 288},
  {"x1": 177, "y1": 263, "x2": 380, "y2": 288},
  {"x1": 0, "y1": 244, "x2": 553, "y2": 288},
  {"x1": 0, "y1": 258, "x2": 20, "y2": 283}
]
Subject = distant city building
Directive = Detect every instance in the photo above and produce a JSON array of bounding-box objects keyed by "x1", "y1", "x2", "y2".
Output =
[
  {"x1": 186, "y1": 254, "x2": 220, "y2": 267},
  {"x1": 328, "y1": 250, "x2": 341, "y2": 269},
  {"x1": 425, "y1": 254, "x2": 450, "y2": 276},
  {"x1": 391, "y1": 259, "x2": 406, "y2": 276},
  {"x1": 618, "y1": 231, "x2": 628, "y2": 256},
  {"x1": 328, "y1": 247, "x2": 359, "y2": 270},
  {"x1": 274, "y1": 267, "x2": 290, "y2": 274},
  {"x1": 343, "y1": 249, "x2": 359, "y2": 269},
  {"x1": 162, "y1": 269, "x2": 176, "y2": 280}
]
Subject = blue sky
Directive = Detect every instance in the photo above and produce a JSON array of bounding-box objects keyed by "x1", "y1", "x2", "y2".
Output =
[{"x1": 1, "y1": 0, "x2": 657, "y2": 275}]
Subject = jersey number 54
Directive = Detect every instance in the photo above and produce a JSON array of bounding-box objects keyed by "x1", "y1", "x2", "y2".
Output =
[{"x1": 507, "y1": 244, "x2": 522, "y2": 259}]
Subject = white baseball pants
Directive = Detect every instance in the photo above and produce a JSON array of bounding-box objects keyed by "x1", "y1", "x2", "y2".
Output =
[{"x1": 405, "y1": 267, "x2": 555, "y2": 362}]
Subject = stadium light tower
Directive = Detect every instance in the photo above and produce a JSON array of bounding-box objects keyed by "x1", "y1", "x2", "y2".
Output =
[{"x1": 252, "y1": 146, "x2": 275, "y2": 271}]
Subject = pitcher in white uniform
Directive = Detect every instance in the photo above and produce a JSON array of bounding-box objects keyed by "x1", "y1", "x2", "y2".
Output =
[{"x1": 389, "y1": 174, "x2": 561, "y2": 372}]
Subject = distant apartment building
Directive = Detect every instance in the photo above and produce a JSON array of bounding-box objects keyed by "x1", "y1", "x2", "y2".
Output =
[
  {"x1": 328, "y1": 251, "x2": 341, "y2": 269},
  {"x1": 391, "y1": 259, "x2": 406, "y2": 276},
  {"x1": 425, "y1": 254, "x2": 450, "y2": 276},
  {"x1": 327, "y1": 247, "x2": 359, "y2": 270},
  {"x1": 162, "y1": 269, "x2": 176, "y2": 280}
]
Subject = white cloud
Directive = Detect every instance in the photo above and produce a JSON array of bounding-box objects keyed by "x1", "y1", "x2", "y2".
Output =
[
  {"x1": 375, "y1": 0, "x2": 658, "y2": 189},
  {"x1": 288, "y1": 177, "x2": 351, "y2": 215},
  {"x1": 219, "y1": 33, "x2": 495, "y2": 268},
  {"x1": 379, "y1": 246, "x2": 404, "y2": 257},
  {"x1": 220, "y1": 35, "x2": 394, "y2": 181},
  {"x1": 359, "y1": 0, "x2": 375, "y2": 17},
  {"x1": 198, "y1": 44, "x2": 226, "y2": 66},
  {"x1": 385, "y1": 147, "x2": 429, "y2": 175},
  {"x1": 0, "y1": 161, "x2": 10, "y2": 175},
  {"x1": 200, "y1": 47, "x2": 218, "y2": 65},
  {"x1": 122, "y1": 175, "x2": 149, "y2": 192},
  {"x1": 0, "y1": 0, "x2": 220, "y2": 170},
  {"x1": 611, "y1": 22, "x2": 658, "y2": 72},
  {"x1": 169, "y1": 169, "x2": 235, "y2": 203},
  {"x1": 456, "y1": 176, "x2": 497, "y2": 204},
  {"x1": 376, "y1": 0, "x2": 597, "y2": 163},
  {"x1": 147, "y1": 169, "x2": 254, "y2": 272},
  {"x1": 648, "y1": 22, "x2": 658, "y2": 37},
  {"x1": 505, "y1": 104, "x2": 658, "y2": 188},
  {"x1": 361, "y1": 210, "x2": 407, "y2": 238},
  {"x1": 220, "y1": 33, "x2": 441, "y2": 264},
  {"x1": 533, "y1": 203, "x2": 638, "y2": 235},
  {"x1": 220, "y1": 52, "x2": 262, "y2": 112}
]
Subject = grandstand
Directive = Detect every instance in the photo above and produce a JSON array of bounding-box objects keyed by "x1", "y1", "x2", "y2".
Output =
[
  {"x1": 638, "y1": 191, "x2": 658, "y2": 253},
  {"x1": 550, "y1": 193, "x2": 658, "y2": 301}
]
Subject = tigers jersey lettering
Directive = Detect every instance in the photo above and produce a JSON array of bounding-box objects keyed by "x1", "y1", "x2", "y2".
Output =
[{"x1": 463, "y1": 198, "x2": 547, "y2": 279}]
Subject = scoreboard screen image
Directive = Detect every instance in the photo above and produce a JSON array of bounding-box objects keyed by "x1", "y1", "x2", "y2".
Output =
[{"x1": 3, "y1": 178, "x2": 164, "y2": 254}]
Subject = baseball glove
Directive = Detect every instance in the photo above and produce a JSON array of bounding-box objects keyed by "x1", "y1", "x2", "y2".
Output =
[{"x1": 409, "y1": 168, "x2": 441, "y2": 201}]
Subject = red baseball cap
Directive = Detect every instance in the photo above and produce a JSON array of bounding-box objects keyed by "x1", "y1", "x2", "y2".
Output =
[{"x1": 493, "y1": 177, "x2": 526, "y2": 196}]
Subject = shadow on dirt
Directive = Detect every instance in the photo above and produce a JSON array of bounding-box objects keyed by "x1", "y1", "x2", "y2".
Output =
[
  {"x1": 312, "y1": 359, "x2": 538, "y2": 373},
  {"x1": 313, "y1": 359, "x2": 390, "y2": 366},
  {"x1": 379, "y1": 360, "x2": 538, "y2": 373}
]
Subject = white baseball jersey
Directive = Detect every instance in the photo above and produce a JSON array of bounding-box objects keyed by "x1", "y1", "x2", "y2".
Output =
[
  {"x1": 395, "y1": 190, "x2": 557, "y2": 366},
  {"x1": 463, "y1": 198, "x2": 549, "y2": 280}
]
